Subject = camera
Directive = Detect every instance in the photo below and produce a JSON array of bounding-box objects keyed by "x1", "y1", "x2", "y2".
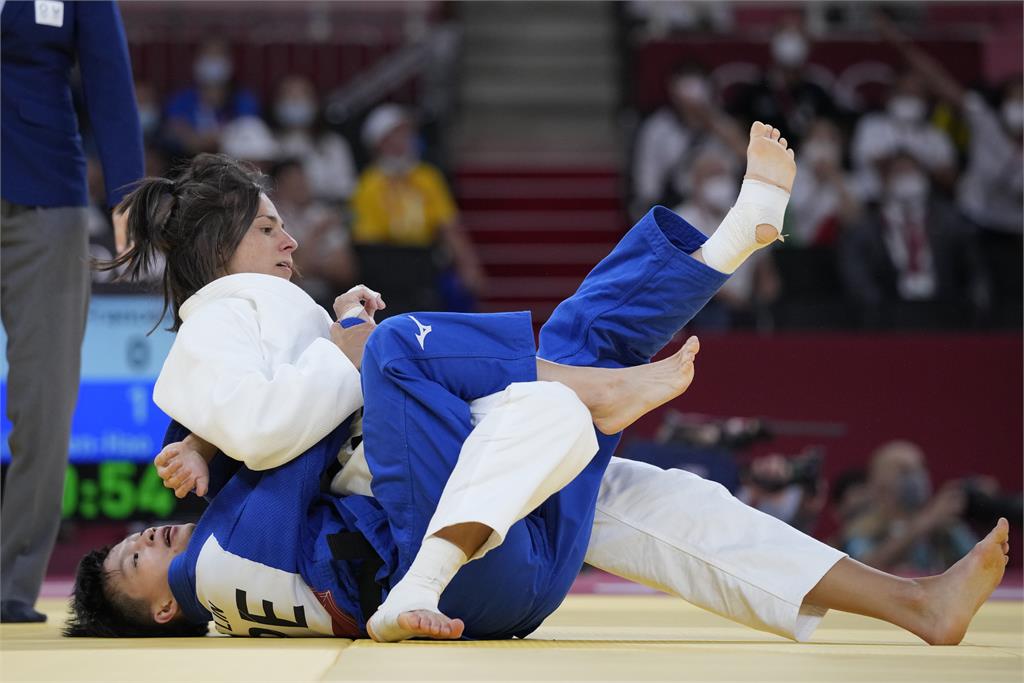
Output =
[{"x1": 746, "y1": 448, "x2": 825, "y2": 494}]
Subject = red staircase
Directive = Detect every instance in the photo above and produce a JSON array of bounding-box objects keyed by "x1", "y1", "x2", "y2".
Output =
[{"x1": 454, "y1": 167, "x2": 627, "y2": 328}]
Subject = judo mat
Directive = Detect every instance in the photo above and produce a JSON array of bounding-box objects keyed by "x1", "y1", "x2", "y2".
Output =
[{"x1": 2, "y1": 594, "x2": 1021, "y2": 682}]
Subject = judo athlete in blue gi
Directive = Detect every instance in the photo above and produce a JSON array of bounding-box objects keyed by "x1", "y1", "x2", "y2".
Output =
[{"x1": 66, "y1": 127, "x2": 1010, "y2": 646}]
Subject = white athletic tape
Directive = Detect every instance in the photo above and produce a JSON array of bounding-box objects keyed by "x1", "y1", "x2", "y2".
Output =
[
  {"x1": 700, "y1": 178, "x2": 791, "y2": 274},
  {"x1": 733, "y1": 178, "x2": 789, "y2": 232},
  {"x1": 341, "y1": 305, "x2": 365, "y2": 320}
]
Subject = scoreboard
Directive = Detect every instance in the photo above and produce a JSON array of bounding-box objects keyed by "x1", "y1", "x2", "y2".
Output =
[{"x1": 0, "y1": 295, "x2": 200, "y2": 520}]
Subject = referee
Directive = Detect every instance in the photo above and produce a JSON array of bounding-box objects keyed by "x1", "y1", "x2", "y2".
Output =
[{"x1": 0, "y1": 0, "x2": 143, "y2": 622}]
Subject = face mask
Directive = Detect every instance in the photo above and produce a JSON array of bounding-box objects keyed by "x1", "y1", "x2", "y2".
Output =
[
  {"x1": 888, "y1": 172, "x2": 930, "y2": 203},
  {"x1": 194, "y1": 56, "x2": 232, "y2": 85},
  {"x1": 888, "y1": 96, "x2": 926, "y2": 124},
  {"x1": 275, "y1": 99, "x2": 316, "y2": 128},
  {"x1": 802, "y1": 140, "x2": 841, "y2": 167},
  {"x1": 377, "y1": 154, "x2": 416, "y2": 176},
  {"x1": 898, "y1": 471, "x2": 931, "y2": 510},
  {"x1": 1002, "y1": 99, "x2": 1024, "y2": 134},
  {"x1": 772, "y1": 31, "x2": 808, "y2": 68},
  {"x1": 757, "y1": 486, "x2": 804, "y2": 524},
  {"x1": 699, "y1": 174, "x2": 736, "y2": 212},
  {"x1": 673, "y1": 76, "x2": 710, "y2": 106},
  {"x1": 138, "y1": 106, "x2": 160, "y2": 136}
]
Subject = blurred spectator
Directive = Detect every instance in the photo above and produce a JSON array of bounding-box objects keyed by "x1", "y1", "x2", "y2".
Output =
[
  {"x1": 625, "y1": 1, "x2": 733, "y2": 39},
  {"x1": 788, "y1": 118, "x2": 862, "y2": 246},
  {"x1": 737, "y1": 453, "x2": 826, "y2": 535},
  {"x1": 269, "y1": 159, "x2": 355, "y2": 309},
  {"x1": 842, "y1": 441, "x2": 975, "y2": 573},
  {"x1": 876, "y1": 21, "x2": 1023, "y2": 236},
  {"x1": 271, "y1": 75, "x2": 357, "y2": 204},
  {"x1": 631, "y1": 62, "x2": 746, "y2": 219},
  {"x1": 676, "y1": 151, "x2": 779, "y2": 329},
  {"x1": 728, "y1": 17, "x2": 841, "y2": 146},
  {"x1": 351, "y1": 104, "x2": 486, "y2": 313},
  {"x1": 849, "y1": 69, "x2": 957, "y2": 201},
  {"x1": 220, "y1": 116, "x2": 279, "y2": 172},
  {"x1": 135, "y1": 80, "x2": 162, "y2": 144},
  {"x1": 838, "y1": 151, "x2": 990, "y2": 328},
  {"x1": 164, "y1": 39, "x2": 260, "y2": 157},
  {"x1": 134, "y1": 80, "x2": 170, "y2": 177},
  {"x1": 827, "y1": 469, "x2": 870, "y2": 548}
]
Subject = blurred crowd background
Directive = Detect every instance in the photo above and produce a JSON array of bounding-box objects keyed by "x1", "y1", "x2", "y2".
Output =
[{"x1": 49, "y1": 0, "x2": 1024, "y2": 577}]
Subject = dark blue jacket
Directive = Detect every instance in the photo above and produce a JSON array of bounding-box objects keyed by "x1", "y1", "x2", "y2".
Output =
[{"x1": 1, "y1": 0, "x2": 143, "y2": 208}]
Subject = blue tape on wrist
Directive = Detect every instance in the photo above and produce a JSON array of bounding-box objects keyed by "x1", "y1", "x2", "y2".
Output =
[{"x1": 339, "y1": 317, "x2": 366, "y2": 329}]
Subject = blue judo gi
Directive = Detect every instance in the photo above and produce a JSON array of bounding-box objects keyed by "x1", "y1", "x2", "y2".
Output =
[{"x1": 167, "y1": 206, "x2": 728, "y2": 638}]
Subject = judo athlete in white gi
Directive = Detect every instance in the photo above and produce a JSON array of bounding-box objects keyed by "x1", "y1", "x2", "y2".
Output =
[{"x1": 65, "y1": 127, "x2": 1009, "y2": 645}]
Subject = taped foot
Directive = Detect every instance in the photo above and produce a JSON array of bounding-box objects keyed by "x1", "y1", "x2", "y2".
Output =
[
  {"x1": 698, "y1": 121, "x2": 795, "y2": 274},
  {"x1": 367, "y1": 607, "x2": 465, "y2": 642}
]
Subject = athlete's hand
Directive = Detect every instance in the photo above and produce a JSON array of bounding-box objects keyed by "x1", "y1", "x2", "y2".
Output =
[
  {"x1": 331, "y1": 314, "x2": 375, "y2": 369},
  {"x1": 154, "y1": 441, "x2": 211, "y2": 499},
  {"x1": 333, "y1": 285, "x2": 386, "y2": 322},
  {"x1": 112, "y1": 205, "x2": 131, "y2": 256}
]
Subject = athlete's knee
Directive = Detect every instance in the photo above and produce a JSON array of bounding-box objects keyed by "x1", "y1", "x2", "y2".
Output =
[
  {"x1": 522, "y1": 381, "x2": 598, "y2": 456},
  {"x1": 364, "y1": 315, "x2": 411, "y2": 362}
]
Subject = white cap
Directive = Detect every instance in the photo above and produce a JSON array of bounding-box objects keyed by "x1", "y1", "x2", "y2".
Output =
[
  {"x1": 220, "y1": 116, "x2": 279, "y2": 162},
  {"x1": 362, "y1": 104, "x2": 410, "y2": 149}
]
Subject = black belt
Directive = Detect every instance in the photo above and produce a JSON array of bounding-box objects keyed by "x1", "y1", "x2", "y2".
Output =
[{"x1": 326, "y1": 531, "x2": 384, "y2": 623}]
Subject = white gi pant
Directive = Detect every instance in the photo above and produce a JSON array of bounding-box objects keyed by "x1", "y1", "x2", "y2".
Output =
[{"x1": 334, "y1": 381, "x2": 845, "y2": 641}]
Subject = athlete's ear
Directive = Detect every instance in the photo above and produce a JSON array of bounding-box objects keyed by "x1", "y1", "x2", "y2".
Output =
[{"x1": 153, "y1": 598, "x2": 180, "y2": 624}]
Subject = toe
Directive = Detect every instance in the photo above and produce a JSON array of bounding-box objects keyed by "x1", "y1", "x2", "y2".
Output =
[
  {"x1": 778, "y1": 137, "x2": 788, "y2": 149},
  {"x1": 750, "y1": 121, "x2": 767, "y2": 138},
  {"x1": 787, "y1": 148, "x2": 795, "y2": 159},
  {"x1": 770, "y1": 127, "x2": 781, "y2": 141}
]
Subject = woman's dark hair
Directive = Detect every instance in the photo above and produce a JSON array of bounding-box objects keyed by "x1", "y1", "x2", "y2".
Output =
[
  {"x1": 100, "y1": 153, "x2": 269, "y2": 331},
  {"x1": 64, "y1": 546, "x2": 209, "y2": 638}
]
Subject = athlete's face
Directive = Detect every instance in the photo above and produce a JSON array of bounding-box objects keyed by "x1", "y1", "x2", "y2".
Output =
[
  {"x1": 225, "y1": 194, "x2": 299, "y2": 280},
  {"x1": 103, "y1": 523, "x2": 195, "y2": 624}
]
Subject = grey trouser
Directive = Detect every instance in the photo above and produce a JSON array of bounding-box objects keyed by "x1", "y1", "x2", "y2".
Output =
[{"x1": 0, "y1": 200, "x2": 90, "y2": 605}]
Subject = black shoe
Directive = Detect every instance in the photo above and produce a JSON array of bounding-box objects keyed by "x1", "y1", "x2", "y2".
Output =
[{"x1": 0, "y1": 600, "x2": 46, "y2": 623}]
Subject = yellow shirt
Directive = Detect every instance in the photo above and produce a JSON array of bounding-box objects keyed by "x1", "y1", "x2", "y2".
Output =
[{"x1": 351, "y1": 162, "x2": 457, "y2": 246}]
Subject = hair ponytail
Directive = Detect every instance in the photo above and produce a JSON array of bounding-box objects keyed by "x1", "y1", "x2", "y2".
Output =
[{"x1": 94, "y1": 154, "x2": 268, "y2": 332}]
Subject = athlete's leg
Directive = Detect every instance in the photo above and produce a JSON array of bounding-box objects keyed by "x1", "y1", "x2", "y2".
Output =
[
  {"x1": 585, "y1": 457, "x2": 844, "y2": 641},
  {"x1": 360, "y1": 312, "x2": 693, "y2": 641},
  {"x1": 535, "y1": 337, "x2": 700, "y2": 435},
  {"x1": 587, "y1": 457, "x2": 1010, "y2": 644},
  {"x1": 802, "y1": 521, "x2": 1009, "y2": 645},
  {"x1": 539, "y1": 122, "x2": 794, "y2": 370}
]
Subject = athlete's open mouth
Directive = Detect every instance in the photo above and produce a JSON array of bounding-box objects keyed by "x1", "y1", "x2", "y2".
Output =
[{"x1": 163, "y1": 526, "x2": 171, "y2": 547}]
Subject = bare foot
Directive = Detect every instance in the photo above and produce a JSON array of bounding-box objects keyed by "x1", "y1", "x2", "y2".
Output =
[
  {"x1": 913, "y1": 518, "x2": 1010, "y2": 645},
  {"x1": 744, "y1": 121, "x2": 797, "y2": 245},
  {"x1": 591, "y1": 336, "x2": 700, "y2": 435},
  {"x1": 367, "y1": 608, "x2": 465, "y2": 643}
]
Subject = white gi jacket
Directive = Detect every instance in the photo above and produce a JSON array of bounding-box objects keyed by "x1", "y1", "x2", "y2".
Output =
[{"x1": 153, "y1": 273, "x2": 363, "y2": 471}]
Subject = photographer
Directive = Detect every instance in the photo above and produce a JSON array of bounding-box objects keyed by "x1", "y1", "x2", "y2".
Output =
[
  {"x1": 842, "y1": 441, "x2": 976, "y2": 573},
  {"x1": 738, "y1": 452, "x2": 827, "y2": 534}
]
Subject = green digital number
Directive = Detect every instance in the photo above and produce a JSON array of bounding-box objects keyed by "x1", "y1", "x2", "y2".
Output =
[
  {"x1": 99, "y1": 461, "x2": 136, "y2": 519},
  {"x1": 138, "y1": 465, "x2": 176, "y2": 517},
  {"x1": 62, "y1": 465, "x2": 79, "y2": 518}
]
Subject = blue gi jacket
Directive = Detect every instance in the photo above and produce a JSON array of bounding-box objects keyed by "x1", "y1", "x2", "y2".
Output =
[
  {"x1": 166, "y1": 419, "x2": 396, "y2": 637},
  {"x1": 1, "y1": 0, "x2": 143, "y2": 207}
]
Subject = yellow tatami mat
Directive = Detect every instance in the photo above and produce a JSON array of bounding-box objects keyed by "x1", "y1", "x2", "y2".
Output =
[{"x1": 2, "y1": 596, "x2": 1021, "y2": 682}]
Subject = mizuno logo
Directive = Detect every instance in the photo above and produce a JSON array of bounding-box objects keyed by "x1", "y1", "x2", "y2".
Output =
[{"x1": 408, "y1": 315, "x2": 432, "y2": 350}]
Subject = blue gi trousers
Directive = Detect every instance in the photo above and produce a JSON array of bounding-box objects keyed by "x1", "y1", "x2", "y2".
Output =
[{"x1": 359, "y1": 207, "x2": 729, "y2": 638}]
